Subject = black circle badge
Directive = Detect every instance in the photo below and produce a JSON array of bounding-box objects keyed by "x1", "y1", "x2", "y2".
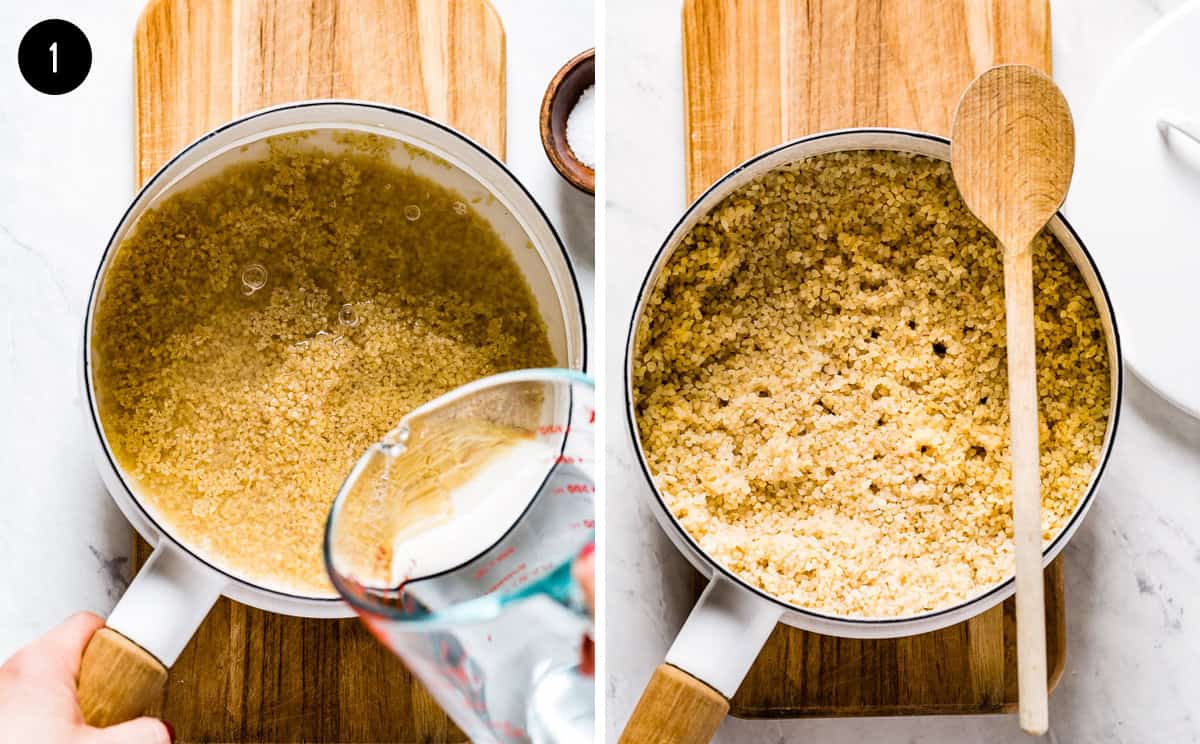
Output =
[{"x1": 19, "y1": 19, "x2": 91, "y2": 95}]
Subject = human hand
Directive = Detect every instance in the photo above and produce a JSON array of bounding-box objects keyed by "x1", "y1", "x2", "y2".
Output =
[
  {"x1": 0, "y1": 612, "x2": 172, "y2": 744},
  {"x1": 573, "y1": 543, "x2": 595, "y2": 676}
]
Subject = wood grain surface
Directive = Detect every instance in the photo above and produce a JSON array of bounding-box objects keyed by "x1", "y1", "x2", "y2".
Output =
[
  {"x1": 78, "y1": 628, "x2": 169, "y2": 728},
  {"x1": 131, "y1": 0, "x2": 506, "y2": 739},
  {"x1": 618, "y1": 664, "x2": 730, "y2": 744},
  {"x1": 681, "y1": 0, "x2": 1067, "y2": 718},
  {"x1": 682, "y1": 0, "x2": 1051, "y2": 197}
]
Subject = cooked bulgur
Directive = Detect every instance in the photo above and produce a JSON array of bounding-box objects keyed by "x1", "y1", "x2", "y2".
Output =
[
  {"x1": 633, "y1": 150, "x2": 1109, "y2": 618},
  {"x1": 92, "y1": 135, "x2": 554, "y2": 595}
]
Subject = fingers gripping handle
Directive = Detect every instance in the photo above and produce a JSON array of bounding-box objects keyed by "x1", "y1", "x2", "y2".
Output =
[
  {"x1": 76, "y1": 542, "x2": 225, "y2": 726},
  {"x1": 619, "y1": 664, "x2": 729, "y2": 744},
  {"x1": 78, "y1": 628, "x2": 167, "y2": 727}
]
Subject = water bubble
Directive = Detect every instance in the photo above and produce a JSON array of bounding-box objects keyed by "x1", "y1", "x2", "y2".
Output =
[
  {"x1": 453, "y1": 201, "x2": 468, "y2": 216},
  {"x1": 381, "y1": 425, "x2": 410, "y2": 454},
  {"x1": 404, "y1": 204, "x2": 421, "y2": 221},
  {"x1": 338, "y1": 303, "x2": 359, "y2": 327},
  {"x1": 241, "y1": 264, "x2": 267, "y2": 295}
]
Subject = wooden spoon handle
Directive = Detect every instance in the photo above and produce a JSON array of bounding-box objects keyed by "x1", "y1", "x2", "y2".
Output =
[
  {"x1": 77, "y1": 627, "x2": 167, "y2": 727},
  {"x1": 619, "y1": 663, "x2": 729, "y2": 744},
  {"x1": 1004, "y1": 245, "x2": 1049, "y2": 734}
]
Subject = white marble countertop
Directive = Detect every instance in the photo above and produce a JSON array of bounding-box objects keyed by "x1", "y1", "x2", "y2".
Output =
[
  {"x1": 604, "y1": 1, "x2": 1200, "y2": 742},
  {"x1": 0, "y1": 0, "x2": 594, "y2": 657}
]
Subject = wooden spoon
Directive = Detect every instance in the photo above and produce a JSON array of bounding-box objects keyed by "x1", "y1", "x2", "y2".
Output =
[{"x1": 951, "y1": 64, "x2": 1074, "y2": 736}]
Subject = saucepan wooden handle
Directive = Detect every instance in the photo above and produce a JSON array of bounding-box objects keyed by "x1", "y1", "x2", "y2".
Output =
[
  {"x1": 619, "y1": 663, "x2": 729, "y2": 744},
  {"x1": 77, "y1": 627, "x2": 167, "y2": 726}
]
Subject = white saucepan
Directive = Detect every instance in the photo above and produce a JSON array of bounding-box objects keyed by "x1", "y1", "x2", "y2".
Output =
[
  {"x1": 619, "y1": 129, "x2": 1122, "y2": 743},
  {"x1": 76, "y1": 101, "x2": 587, "y2": 726}
]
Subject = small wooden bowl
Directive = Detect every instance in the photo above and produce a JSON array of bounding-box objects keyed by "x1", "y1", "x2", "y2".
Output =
[{"x1": 540, "y1": 48, "x2": 595, "y2": 195}]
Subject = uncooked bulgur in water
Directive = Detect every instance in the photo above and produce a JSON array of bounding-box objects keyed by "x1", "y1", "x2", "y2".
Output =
[
  {"x1": 633, "y1": 150, "x2": 1109, "y2": 618},
  {"x1": 92, "y1": 135, "x2": 554, "y2": 595}
]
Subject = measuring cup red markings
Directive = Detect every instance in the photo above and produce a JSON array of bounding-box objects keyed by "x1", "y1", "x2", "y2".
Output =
[
  {"x1": 495, "y1": 721, "x2": 529, "y2": 740},
  {"x1": 474, "y1": 546, "x2": 518, "y2": 580},
  {"x1": 487, "y1": 560, "x2": 558, "y2": 595},
  {"x1": 554, "y1": 482, "x2": 595, "y2": 495},
  {"x1": 325, "y1": 370, "x2": 595, "y2": 744},
  {"x1": 486, "y1": 563, "x2": 528, "y2": 593}
]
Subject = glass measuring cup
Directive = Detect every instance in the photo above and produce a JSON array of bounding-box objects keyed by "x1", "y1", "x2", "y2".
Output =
[{"x1": 324, "y1": 369, "x2": 595, "y2": 744}]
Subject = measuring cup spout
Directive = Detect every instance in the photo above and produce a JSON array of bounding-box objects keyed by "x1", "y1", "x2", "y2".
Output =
[{"x1": 323, "y1": 369, "x2": 595, "y2": 744}]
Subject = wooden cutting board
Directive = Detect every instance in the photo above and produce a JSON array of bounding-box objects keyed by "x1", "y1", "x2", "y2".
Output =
[
  {"x1": 681, "y1": 0, "x2": 1067, "y2": 718},
  {"x1": 131, "y1": 0, "x2": 504, "y2": 740}
]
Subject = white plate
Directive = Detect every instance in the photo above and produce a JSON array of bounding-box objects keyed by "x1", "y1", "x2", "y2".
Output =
[{"x1": 1067, "y1": 0, "x2": 1200, "y2": 419}]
